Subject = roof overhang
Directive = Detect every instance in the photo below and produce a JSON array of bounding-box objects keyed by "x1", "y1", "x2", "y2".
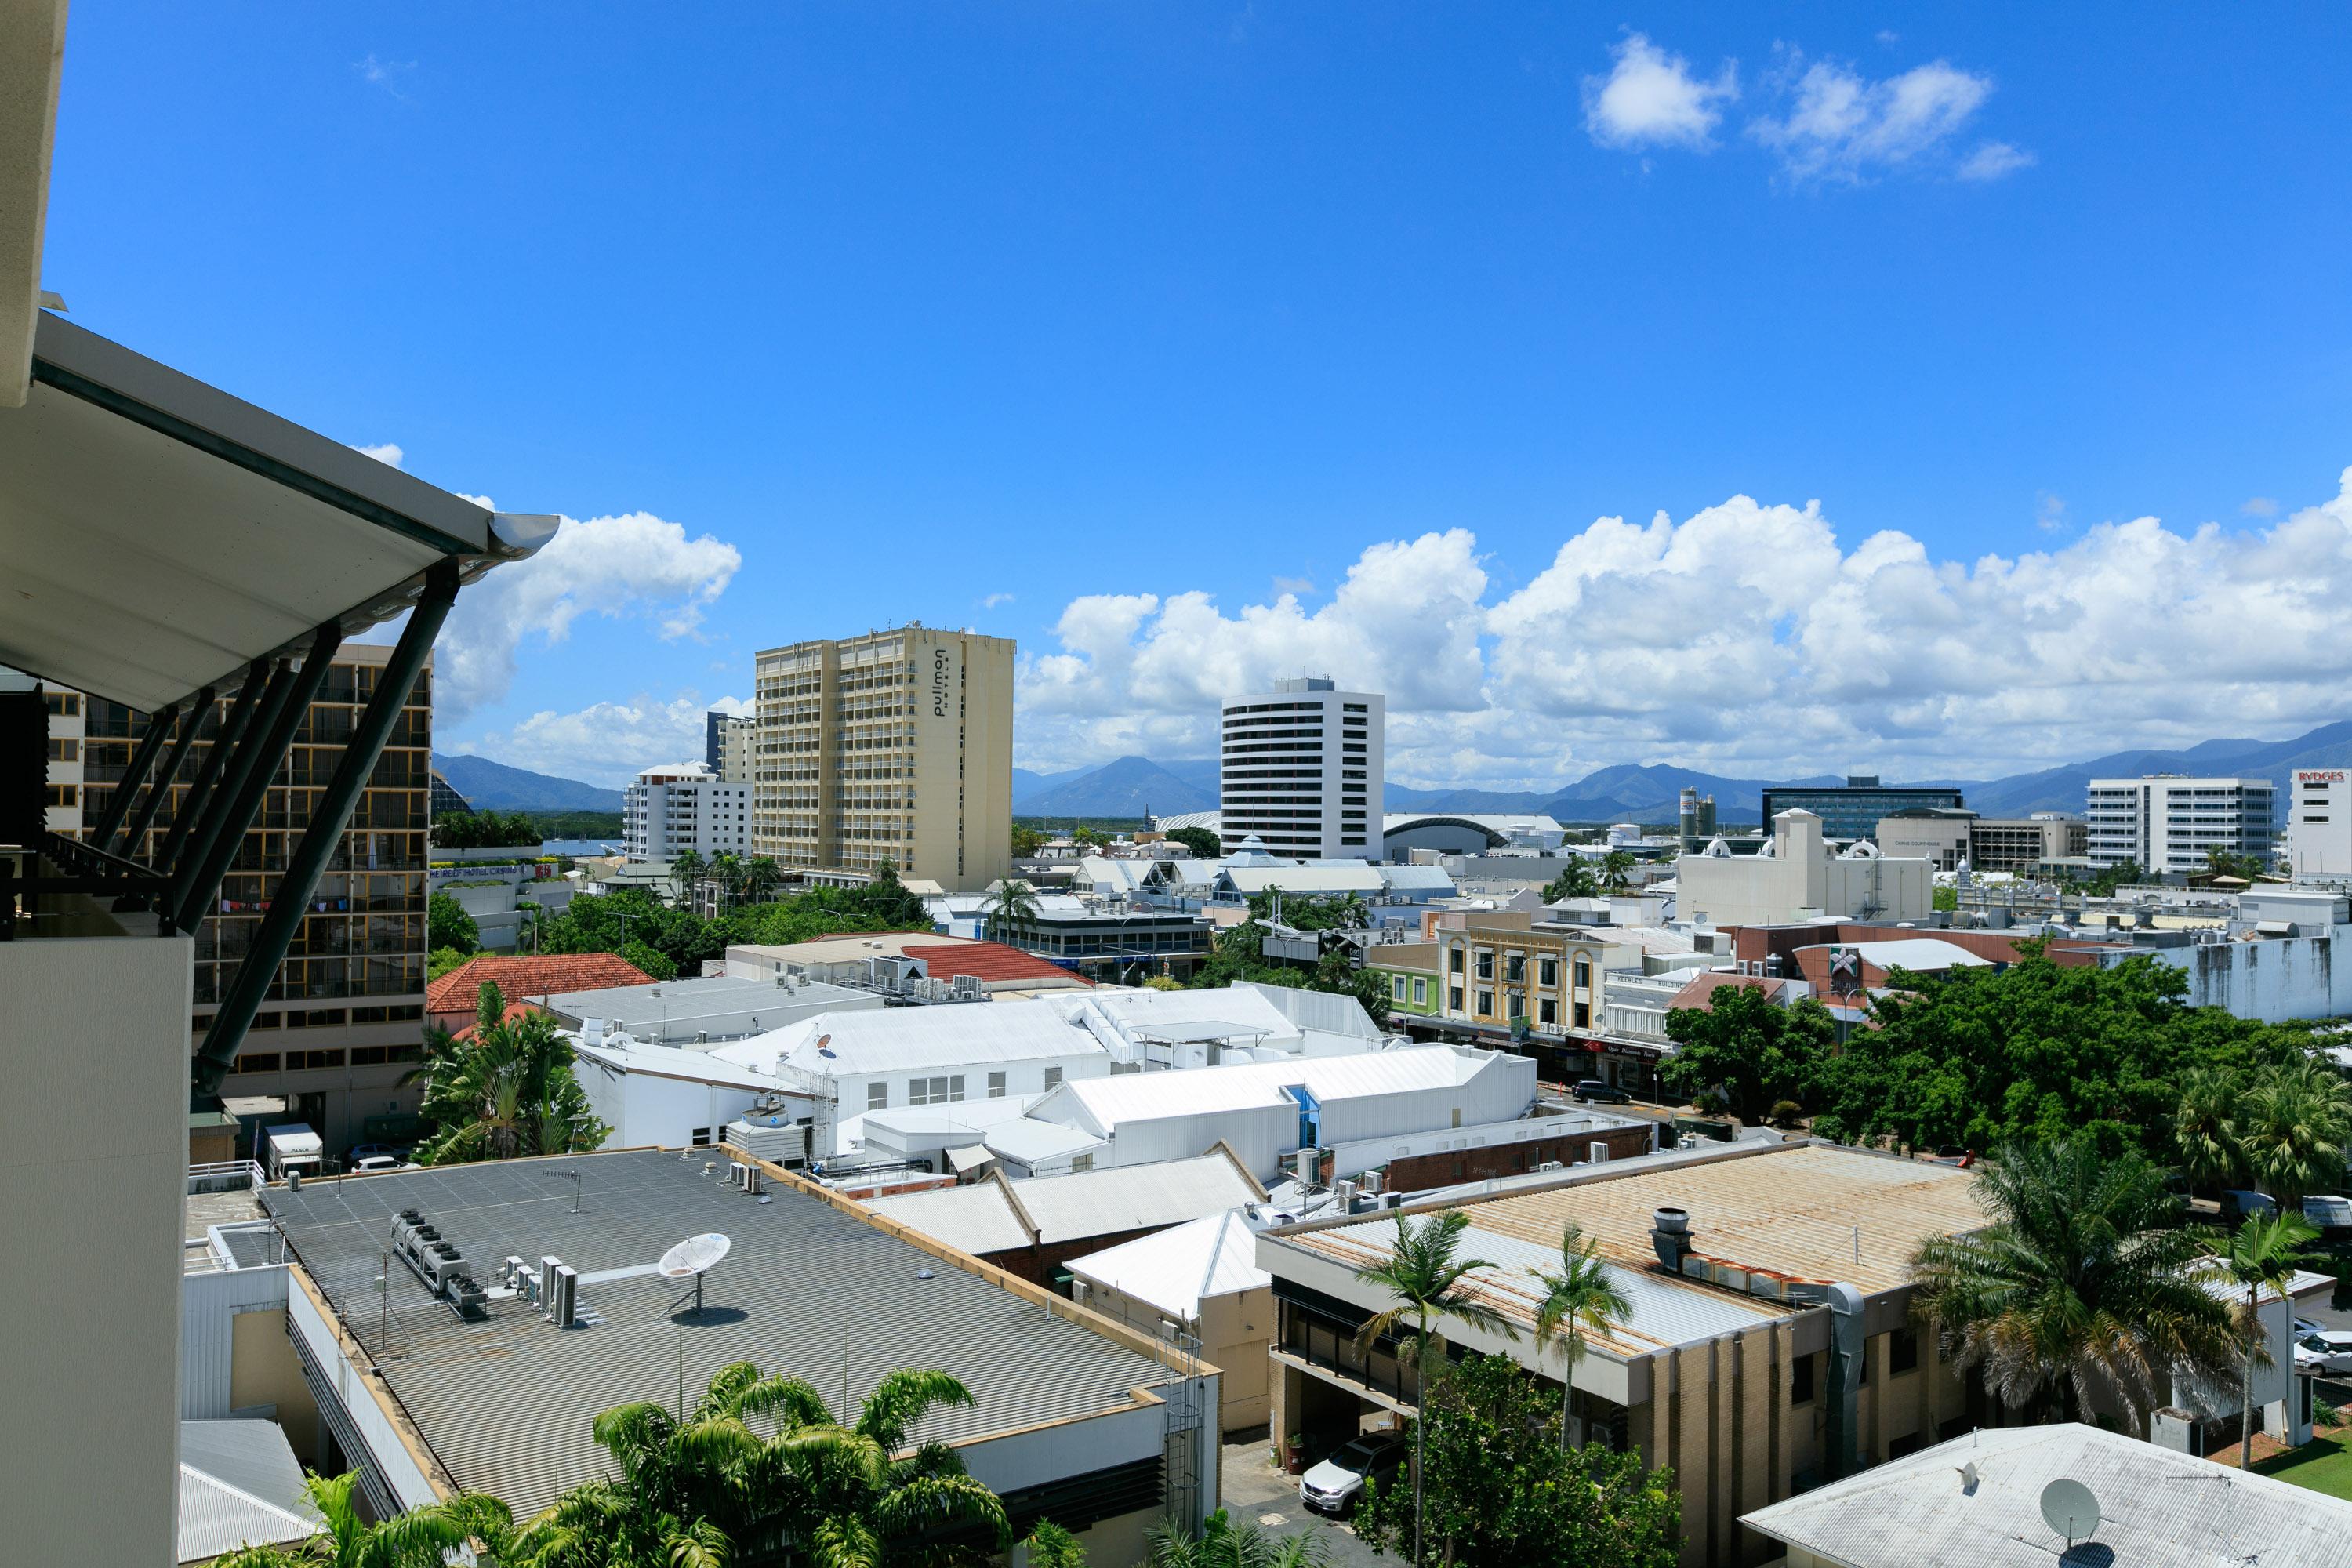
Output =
[
  {"x1": 0, "y1": 313, "x2": 556, "y2": 710},
  {"x1": 0, "y1": 1, "x2": 66, "y2": 408}
]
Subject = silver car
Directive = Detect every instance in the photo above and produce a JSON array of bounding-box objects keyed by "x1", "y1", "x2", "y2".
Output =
[
  {"x1": 2294, "y1": 1330, "x2": 2352, "y2": 1376},
  {"x1": 1299, "y1": 1432, "x2": 1409, "y2": 1515}
]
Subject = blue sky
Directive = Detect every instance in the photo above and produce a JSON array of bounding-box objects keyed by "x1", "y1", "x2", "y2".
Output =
[{"x1": 39, "y1": 5, "x2": 2352, "y2": 787}]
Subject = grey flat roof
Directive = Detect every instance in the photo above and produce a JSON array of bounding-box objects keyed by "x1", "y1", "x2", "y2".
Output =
[
  {"x1": 262, "y1": 1150, "x2": 1178, "y2": 1516},
  {"x1": 540, "y1": 974, "x2": 875, "y2": 1032}
]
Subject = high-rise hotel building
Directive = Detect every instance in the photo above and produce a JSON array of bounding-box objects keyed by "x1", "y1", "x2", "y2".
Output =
[
  {"x1": 752, "y1": 624, "x2": 1013, "y2": 892},
  {"x1": 1218, "y1": 677, "x2": 1384, "y2": 859},
  {"x1": 2084, "y1": 774, "x2": 2278, "y2": 873},
  {"x1": 74, "y1": 642, "x2": 432, "y2": 1148}
]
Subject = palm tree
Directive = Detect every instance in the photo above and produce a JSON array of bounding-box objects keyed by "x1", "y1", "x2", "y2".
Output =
[
  {"x1": 2221, "y1": 1209, "x2": 2321, "y2": 1469},
  {"x1": 507, "y1": 1362, "x2": 1007, "y2": 1568},
  {"x1": 2238, "y1": 1057, "x2": 2352, "y2": 1213},
  {"x1": 1541, "y1": 861, "x2": 1599, "y2": 902},
  {"x1": 1023, "y1": 1520, "x2": 1090, "y2": 1568},
  {"x1": 709, "y1": 850, "x2": 745, "y2": 908},
  {"x1": 1910, "y1": 1139, "x2": 2239, "y2": 1431},
  {"x1": 1146, "y1": 1508, "x2": 1330, "y2": 1568},
  {"x1": 2174, "y1": 1065, "x2": 2248, "y2": 1199},
  {"x1": 213, "y1": 1469, "x2": 510, "y2": 1568},
  {"x1": 1530, "y1": 1221, "x2": 1632, "y2": 1450},
  {"x1": 1352, "y1": 1210, "x2": 1518, "y2": 1567},
  {"x1": 743, "y1": 855, "x2": 783, "y2": 906},
  {"x1": 983, "y1": 877, "x2": 1040, "y2": 946},
  {"x1": 1599, "y1": 848, "x2": 1635, "y2": 890},
  {"x1": 415, "y1": 1007, "x2": 607, "y2": 1165},
  {"x1": 670, "y1": 848, "x2": 707, "y2": 902}
]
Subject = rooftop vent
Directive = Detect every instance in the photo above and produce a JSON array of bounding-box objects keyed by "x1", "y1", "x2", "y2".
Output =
[{"x1": 1651, "y1": 1206, "x2": 1693, "y2": 1272}]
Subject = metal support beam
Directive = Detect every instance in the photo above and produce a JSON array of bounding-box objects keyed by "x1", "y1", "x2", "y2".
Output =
[
  {"x1": 172, "y1": 624, "x2": 340, "y2": 935},
  {"x1": 165, "y1": 656, "x2": 298, "y2": 927},
  {"x1": 153, "y1": 658, "x2": 268, "y2": 875},
  {"x1": 195, "y1": 568, "x2": 453, "y2": 1093},
  {"x1": 110, "y1": 686, "x2": 210, "y2": 860},
  {"x1": 85, "y1": 699, "x2": 180, "y2": 852}
]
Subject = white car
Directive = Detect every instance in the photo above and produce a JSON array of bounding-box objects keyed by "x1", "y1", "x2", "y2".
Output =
[
  {"x1": 1299, "y1": 1432, "x2": 1409, "y2": 1515},
  {"x1": 2294, "y1": 1330, "x2": 2352, "y2": 1376},
  {"x1": 351, "y1": 1155, "x2": 416, "y2": 1174},
  {"x1": 2303, "y1": 1195, "x2": 2352, "y2": 1234}
]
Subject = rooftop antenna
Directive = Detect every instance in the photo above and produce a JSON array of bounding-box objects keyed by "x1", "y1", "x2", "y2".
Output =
[
  {"x1": 2040, "y1": 1479, "x2": 2100, "y2": 1551},
  {"x1": 656, "y1": 1232, "x2": 732, "y2": 1319}
]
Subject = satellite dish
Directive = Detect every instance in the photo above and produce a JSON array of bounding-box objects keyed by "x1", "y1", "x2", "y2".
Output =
[
  {"x1": 815, "y1": 1033, "x2": 834, "y2": 1058},
  {"x1": 2040, "y1": 1479, "x2": 2100, "y2": 1544},
  {"x1": 658, "y1": 1232, "x2": 731, "y2": 1279}
]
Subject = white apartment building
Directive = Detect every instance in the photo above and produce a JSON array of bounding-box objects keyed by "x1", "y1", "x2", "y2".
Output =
[
  {"x1": 712, "y1": 712, "x2": 755, "y2": 782},
  {"x1": 2287, "y1": 768, "x2": 2352, "y2": 877},
  {"x1": 2084, "y1": 775, "x2": 2278, "y2": 873},
  {"x1": 622, "y1": 761, "x2": 750, "y2": 862},
  {"x1": 1218, "y1": 677, "x2": 1384, "y2": 859},
  {"x1": 752, "y1": 623, "x2": 1014, "y2": 892}
]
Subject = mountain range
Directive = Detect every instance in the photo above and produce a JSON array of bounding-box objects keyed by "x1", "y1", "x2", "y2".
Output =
[{"x1": 432, "y1": 752, "x2": 625, "y2": 812}]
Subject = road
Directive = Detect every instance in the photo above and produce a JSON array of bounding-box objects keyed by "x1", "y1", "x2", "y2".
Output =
[{"x1": 1219, "y1": 1436, "x2": 1389, "y2": 1566}]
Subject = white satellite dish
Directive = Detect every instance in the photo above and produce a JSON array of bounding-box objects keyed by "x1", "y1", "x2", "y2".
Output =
[
  {"x1": 658, "y1": 1232, "x2": 731, "y2": 1279},
  {"x1": 2039, "y1": 1479, "x2": 2100, "y2": 1545}
]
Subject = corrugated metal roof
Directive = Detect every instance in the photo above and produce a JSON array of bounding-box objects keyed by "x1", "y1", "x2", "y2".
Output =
[
  {"x1": 980, "y1": 1119, "x2": 1108, "y2": 1163},
  {"x1": 1068, "y1": 1211, "x2": 1271, "y2": 1321},
  {"x1": 572, "y1": 1039, "x2": 788, "y2": 1093},
  {"x1": 1051, "y1": 1046, "x2": 1483, "y2": 1131},
  {"x1": 869, "y1": 1152, "x2": 1263, "y2": 1250},
  {"x1": 862, "y1": 1183, "x2": 1033, "y2": 1255},
  {"x1": 1051, "y1": 984, "x2": 1306, "y2": 1045},
  {"x1": 710, "y1": 998, "x2": 1108, "y2": 1080},
  {"x1": 261, "y1": 1152, "x2": 1178, "y2": 1518},
  {"x1": 1740, "y1": 1421, "x2": 2352, "y2": 1568},
  {"x1": 1220, "y1": 866, "x2": 1387, "y2": 895},
  {"x1": 1229, "y1": 981, "x2": 1382, "y2": 1041},
  {"x1": 178, "y1": 1420, "x2": 319, "y2": 1564}
]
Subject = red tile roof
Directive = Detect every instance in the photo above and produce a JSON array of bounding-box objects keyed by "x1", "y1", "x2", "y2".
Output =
[
  {"x1": 452, "y1": 1000, "x2": 543, "y2": 1043},
  {"x1": 1667, "y1": 971, "x2": 1788, "y2": 1012},
  {"x1": 426, "y1": 953, "x2": 657, "y2": 1014},
  {"x1": 901, "y1": 941, "x2": 1091, "y2": 986}
]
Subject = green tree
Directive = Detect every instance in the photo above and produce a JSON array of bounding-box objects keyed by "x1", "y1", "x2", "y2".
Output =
[
  {"x1": 1909, "y1": 1139, "x2": 2240, "y2": 1429},
  {"x1": 427, "y1": 891, "x2": 479, "y2": 956},
  {"x1": 1011, "y1": 824, "x2": 1046, "y2": 858},
  {"x1": 1147, "y1": 1508, "x2": 1332, "y2": 1567},
  {"x1": 214, "y1": 1468, "x2": 510, "y2": 1568},
  {"x1": 2238, "y1": 1056, "x2": 2352, "y2": 1212},
  {"x1": 708, "y1": 850, "x2": 745, "y2": 908},
  {"x1": 670, "y1": 848, "x2": 707, "y2": 900},
  {"x1": 1313, "y1": 946, "x2": 1392, "y2": 1027},
  {"x1": 2221, "y1": 1209, "x2": 2321, "y2": 1468},
  {"x1": 621, "y1": 939, "x2": 680, "y2": 982},
  {"x1": 983, "y1": 877, "x2": 1040, "y2": 945},
  {"x1": 1660, "y1": 985, "x2": 1834, "y2": 1123},
  {"x1": 1352, "y1": 1355, "x2": 1679, "y2": 1568},
  {"x1": 1164, "y1": 825, "x2": 1221, "y2": 858},
  {"x1": 742, "y1": 855, "x2": 782, "y2": 905},
  {"x1": 1599, "y1": 849, "x2": 1635, "y2": 890},
  {"x1": 2174, "y1": 1065, "x2": 2249, "y2": 1198},
  {"x1": 413, "y1": 989, "x2": 610, "y2": 1164},
  {"x1": 1542, "y1": 862, "x2": 1599, "y2": 902},
  {"x1": 507, "y1": 1362, "x2": 1007, "y2": 1568},
  {"x1": 1023, "y1": 1519, "x2": 1091, "y2": 1568},
  {"x1": 426, "y1": 946, "x2": 471, "y2": 982},
  {"x1": 1531, "y1": 1222, "x2": 1632, "y2": 1450},
  {"x1": 1351, "y1": 1210, "x2": 1519, "y2": 1566}
]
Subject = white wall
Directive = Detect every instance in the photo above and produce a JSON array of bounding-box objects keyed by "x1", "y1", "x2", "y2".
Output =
[
  {"x1": 0, "y1": 935, "x2": 193, "y2": 1566},
  {"x1": 182, "y1": 1258, "x2": 292, "y2": 1418},
  {"x1": 832, "y1": 1051, "x2": 1110, "y2": 1127},
  {"x1": 2143, "y1": 933, "x2": 2352, "y2": 1024},
  {"x1": 573, "y1": 1054, "x2": 775, "y2": 1149},
  {"x1": 1676, "y1": 811, "x2": 1931, "y2": 927}
]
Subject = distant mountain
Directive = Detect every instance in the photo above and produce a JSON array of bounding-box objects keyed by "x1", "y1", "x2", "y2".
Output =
[
  {"x1": 1388, "y1": 765, "x2": 1842, "y2": 824},
  {"x1": 1015, "y1": 755, "x2": 1218, "y2": 818},
  {"x1": 1964, "y1": 721, "x2": 2352, "y2": 817},
  {"x1": 432, "y1": 753, "x2": 623, "y2": 812}
]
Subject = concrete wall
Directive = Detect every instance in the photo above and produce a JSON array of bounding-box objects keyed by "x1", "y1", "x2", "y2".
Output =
[
  {"x1": 1078, "y1": 1276, "x2": 1274, "y2": 1434},
  {"x1": 574, "y1": 1054, "x2": 772, "y2": 1150},
  {"x1": 2154, "y1": 932, "x2": 2352, "y2": 1024},
  {"x1": 0, "y1": 935, "x2": 193, "y2": 1568},
  {"x1": 1678, "y1": 812, "x2": 1931, "y2": 928}
]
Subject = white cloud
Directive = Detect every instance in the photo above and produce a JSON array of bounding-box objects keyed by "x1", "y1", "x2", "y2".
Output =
[
  {"x1": 434, "y1": 510, "x2": 742, "y2": 721},
  {"x1": 981, "y1": 592, "x2": 1016, "y2": 609},
  {"x1": 1957, "y1": 140, "x2": 2036, "y2": 182},
  {"x1": 1583, "y1": 34, "x2": 1739, "y2": 151},
  {"x1": 1018, "y1": 469, "x2": 2352, "y2": 787},
  {"x1": 1748, "y1": 53, "x2": 1998, "y2": 181},
  {"x1": 351, "y1": 441, "x2": 405, "y2": 468},
  {"x1": 2242, "y1": 497, "x2": 2280, "y2": 518},
  {"x1": 455, "y1": 692, "x2": 748, "y2": 788}
]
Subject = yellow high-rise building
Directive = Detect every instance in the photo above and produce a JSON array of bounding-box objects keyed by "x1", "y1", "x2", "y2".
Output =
[{"x1": 752, "y1": 624, "x2": 1013, "y2": 892}]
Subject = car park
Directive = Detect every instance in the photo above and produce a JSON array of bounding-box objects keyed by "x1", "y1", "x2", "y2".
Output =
[{"x1": 1299, "y1": 1432, "x2": 1409, "y2": 1514}]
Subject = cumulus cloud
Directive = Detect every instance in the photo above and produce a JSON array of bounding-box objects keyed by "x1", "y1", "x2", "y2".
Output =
[
  {"x1": 2242, "y1": 497, "x2": 2280, "y2": 518},
  {"x1": 1583, "y1": 33, "x2": 1739, "y2": 151},
  {"x1": 1018, "y1": 470, "x2": 2352, "y2": 786},
  {"x1": 1748, "y1": 53, "x2": 1998, "y2": 181},
  {"x1": 351, "y1": 441, "x2": 405, "y2": 467},
  {"x1": 1957, "y1": 140, "x2": 2035, "y2": 182},
  {"x1": 981, "y1": 592, "x2": 1015, "y2": 609},
  {"x1": 434, "y1": 510, "x2": 742, "y2": 721},
  {"x1": 453, "y1": 693, "x2": 748, "y2": 787}
]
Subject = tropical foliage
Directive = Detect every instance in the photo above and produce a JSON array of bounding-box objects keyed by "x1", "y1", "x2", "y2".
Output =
[
  {"x1": 1658, "y1": 984, "x2": 1835, "y2": 1123},
  {"x1": 412, "y1": 983, "x2": 610, "y2": 1164},
  {"x1": 2220, "y1": 1209, "x2": 2322, "y2": 1467},
  {"x1": 1148, "y1": 1509, "x2": 1333, "y2": 1567},
  {"x1": 1163, "y1": 825, "x2": 1222, "y2": 858},
  {"x1": 534, "y1": 876, "x2": 932, "y2": 979},
  {"x1": 502, "y1": 1362, "x2": 1006, "y2": 1568},
  {"x1": 430, "y1": 810, "x2": 546, "y2": 849},
  {"x1": 427, "y1": 890, "x2": 480, "y2": 956},
  {"x1": 1352, "y1": 1354, "x2": 1679, "y2": 1568},
  {"x1": 1541, "y1": 862, "x2": 1599, "y2": 902},
  {"x1": 1531, "y1": 1222, "x2": 1632, "y2": 1450},
  {"x1": 982, "y1": 877, "x2": 1040, "y2": 944},
  {"x1": 1188, "y1": 890, "x2": 1392, "y2": 1024},
  {"x1": 1909, "y1": 1139, "x2": 2241, "y2": 1431},
  {"x1": 212, "y1": 1468, "x2": 510, "y2": 1568}
]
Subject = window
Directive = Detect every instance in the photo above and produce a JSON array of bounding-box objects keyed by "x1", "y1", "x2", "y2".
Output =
[
  {"x1": 1539, "y1": 999, "x2": 1557, "y2": 1026},
  {"x1": 1475, "y1": 951, "x2": 1494, "y2": 980},
  {"x1": 867, "y1": 1082, "x2": 888, "y2": 1111},
  {"x1": 1791, "y1": 1354, "x2": 1816, "y2": 1405},
  {"x1": 44, "y1": 783, "x2": 78, "y2": 808},
  {"x1": 1573, "y1": 1002, "x2": 1590, "y2": 1029},
  {"x1": 1412, "y1": 977, "x2": 1427, "y2": 1005},
  {"x1": 1044, "y1": 1065, "x2": 1062, "y2": 1089},
  {"x1": 1449, "y1": 986, "x2": 1464, "y2": 1011},
  {"x1": 1890, "y1": 1327, "x2": 1919, "y2": 1375},
  {"x1": 1538, "y1": 956, "x2": 1558, "y2": 987},
  {"x1": 1449, "y1": 948, "x2": 1465, "y2": 974},
  {"x1": 1858, "y1": 1339, "x2": 1873, "y2": 1385},
  {"x1": 987, "y1": 1071, "x2": 1007, "y2": 1098},
  {"x1": 1476, "y1": 989, "x2": 1494, "y2": 1016},
  {"x1": 1573, "y1": 957, "x2": 1592, "y2": 989},
  {"x1": 1070, "y1": 1152, "x2": 1095, "y2": 1173},
  {"x1": 909, "y1": 1076, "x2": 965, "y2": 1106},
  {"x1": 1504, "y1": 954, "x2": 1524, "y2": 983},
  {"x1": 1392, "y1": 975, "x2": 1408, "y2": 1000},
  {"x1": 691, "y1": 1127, "x2": 713, "y2": 1147}
]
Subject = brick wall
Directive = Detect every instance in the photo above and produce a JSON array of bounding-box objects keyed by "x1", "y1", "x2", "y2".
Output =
[{"x1": 1381, "y1": 1121, "x2": 1653, "y2": 1193}]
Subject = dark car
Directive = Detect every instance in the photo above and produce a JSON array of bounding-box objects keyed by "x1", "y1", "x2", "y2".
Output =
[{"x1": 1572, "y1": 1079, "x2": 1634, "y2": 1105}]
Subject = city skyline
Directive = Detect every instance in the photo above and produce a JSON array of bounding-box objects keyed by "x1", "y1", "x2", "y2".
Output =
[{"x1": 40, "y1": 7, "x2": 2352, "y2": 787}]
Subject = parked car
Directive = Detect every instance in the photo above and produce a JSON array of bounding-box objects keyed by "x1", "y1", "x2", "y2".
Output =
[
  {"x1": 351, "y1": 1155, "x2": 417, "y2": 1174},
  {"x1": 1572, "y1": 1079, "x2": 1634, "y2": 1105},
  {"x1": 1300, "y1": 1432, "x2": 1410, "y2": 1515},
  {"x1": 2303, "y1": 1195, "x2": 2352, "y2": 1236},
  {"x1": 2294, "y1": 1330, "x2": 2352, "y2": 1377},
  {"x1": 344, "y1": 1142, "x2": 407, "y2": 1167},
  {"x1": 2220, "y1": 1190, "x2": 2278, "y2": 1221}
]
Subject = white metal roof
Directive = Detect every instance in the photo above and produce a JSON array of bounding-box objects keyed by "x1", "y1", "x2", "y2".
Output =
[
  {"x1": 177, "y1": 1420, "x2": 320, "y2": 1565},
  {"x1": 862, "y1": 1182, "x2": 1034, "y2": 1256},
  {"x1": 1229, "y1": 980, "x2": 1383, "y2": 1041},
  {"x1": 982, "y1": 1118, "x2": 1110, "y2": 1164},
  {"x1": 1010, "y1": 1152, "x2": 1265, "y2": 1245},
  {"x1": 1051, "y1": 983, "x2": 1305, "y2": 1045},
  {"x1": 1219, "y1": 865, "x2": 1387, "y2": 895},
  {"x1": 1044, "y1": 1046, "x2": 1486, "y2": 1131},
  {"x1": 1842, "y1": 938, "x2": 1992, "y2": 970},
  {"x1": 1740, "y1": 1421, "x2": 2352, "y2": 1568},
  {"x1": 570, "y1": 1038, "x2": 788, "y2": 1094},
  {"x1": 1067, "y1": 1210, "x2": 1272, "y2": 1321},
  {"x1": 710, "y1": 998, "x2": 1107, "y2": 1080}
]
